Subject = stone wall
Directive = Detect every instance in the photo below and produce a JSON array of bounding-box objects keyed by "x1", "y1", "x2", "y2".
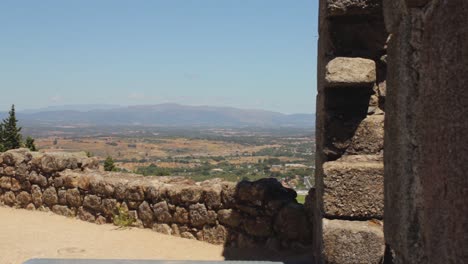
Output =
[
  {"x1": 0, "y1": 148, "x2": 312, "y2": 251},
  {"x1": 383, "y1": 0, "x2": 468, "y2": 263},
  {"x1": 314, "y1": 0, "x2": 387, "y2": 263}
]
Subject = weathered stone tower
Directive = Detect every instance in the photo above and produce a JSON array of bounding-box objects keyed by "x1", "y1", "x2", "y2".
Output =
[
  {"x1": 314, "y1": 0, "x2": 387, "y2": 263},
  {"x1": 315, "y1": 0, "x2": 467, "y2": 263}
]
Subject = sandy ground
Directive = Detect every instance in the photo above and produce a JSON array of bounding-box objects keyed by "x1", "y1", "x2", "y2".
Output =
[{"x1": 0, "y1": 206, "x2": 225, "y2": 264}]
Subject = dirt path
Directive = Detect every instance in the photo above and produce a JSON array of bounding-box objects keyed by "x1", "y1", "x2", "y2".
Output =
[{"x1": 0, "y1": 206, "x2": 225, "y2": 264}]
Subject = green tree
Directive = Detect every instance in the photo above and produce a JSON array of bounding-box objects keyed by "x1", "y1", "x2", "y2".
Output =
[
  {"x1": 0, "y1": 123, "x2": 4, "y2": 152},
  {"x1": 25, "y1": 136, "x2": 37, "y2": 151},
  {"x1": 104, "y1": 156, "x2": 116, "y2": 171},
  {"x1": 1, "y1": 105, "x2": 22, "y2": 150}
]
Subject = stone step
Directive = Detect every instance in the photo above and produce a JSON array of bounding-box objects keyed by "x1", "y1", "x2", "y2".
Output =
[{"x1": 322, "y1": 156, "x2": 383, "y2": 219}]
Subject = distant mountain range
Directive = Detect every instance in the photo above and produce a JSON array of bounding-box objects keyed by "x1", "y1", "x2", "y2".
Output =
[{"x1": 0, "y1": 104, "x2": 315, "y2": 128}]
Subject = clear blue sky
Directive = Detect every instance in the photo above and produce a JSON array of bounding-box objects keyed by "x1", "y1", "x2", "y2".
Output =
[{"x1": 0, "y1": 0, "x2": 318, "y2": 114}]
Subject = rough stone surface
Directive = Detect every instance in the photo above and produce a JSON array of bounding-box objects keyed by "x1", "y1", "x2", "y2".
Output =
[
  {"x1": 327, "y1": 0, "x2": 381, "y2": 16},
  {"x1": 383, "y1": 0, "x2": 468, "y2": 263},
  {"x1": 325, "y1": 57, "x2": 376, "y2": 87},
  {"x1": 31, "y1": 185, "x2": 42, "y2": 207},
  {"x1": 217, "y1": 209, "x2": 241, "y2": 227},
  {"x1": 138, "y1": 201, "x2": 154, "y2": 228},
  {"x1": 189, "y1": 203, "x2": 210, "y2": 227},
  {"x1": 52, "y1": 205, "x2": 75, "y2": 217},
  {"x1": 16, "y1": 191, "x2": 32, "y2": 207},
  {"x1": 153, "y1": 201, "x2": 172, "y2": 223},
  {"x1": 77, "y1": 207, "x2": 96, "y2": 223},
  {"x1": 274, "y1": 202, "x2": 312, "y2": 241},
  {"x1": 323, "y1": 159, "x2": 383, "y2": 219},
  {"x1": 173, "y1": 207, "x2": 189, "y2": 224},
  {"x1": 83, "y1": 195, "x2": 102, "y2": 212},
  {"x1": 101, "y1": 198, "x2": 117, "y2": 217},
  {"x1": 199, "y1": 225, "x2": 227, "y2": 245},
  {"x1": 323, "y1": 219, "x2": 384, "y2": 264},
  {"x1": 65, "y1": 188, "x2": 82, "y2": 208},
  {"x1": 346, "y1": 115, "x2": 384, "y2": 155},
  {"x1": 153, "y1": 223, "x2": 172, "y2": 235},
  {"x1": 42, "y1": 187, "x2": 58, "y2": 207}
]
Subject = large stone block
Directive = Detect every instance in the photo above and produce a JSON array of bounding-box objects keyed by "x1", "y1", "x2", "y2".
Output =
[
  {"x1": 327, "y1": 0, "x2": 381, "y2": 16},
  {"x1": 323, "y1": 219, "x2": 384, "y2": 264},
  {"x1": 323, "y1": 158, "x2": 383, "y2": 218},
  {"x1": 325, "y1": 57, "x2": 376, "y2": 87},
  {"x1": 346, "y1": 115, "x2": 384, "y2": 155}
]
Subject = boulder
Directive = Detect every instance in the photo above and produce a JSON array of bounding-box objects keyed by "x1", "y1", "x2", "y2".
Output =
[
  {"x1": 60, "y1": 171, "x2": 91, "y2": 190},
  {"x1": 42, "y1": 186, "x2": 58, "y2": 207},
  {"x1": 2, "y1": 191, "x2": 15, "y2": 206},
  {"x1": 145, "y1": 185, "x2": 160, "y2": 202},
  {"x1": 153, "y1": 223, "x2": 173, "y2": 235},
  {"x1": 52, "y1": 205, "x2": 75, "y2": 217},
  {"x1": 78, "y1": 207, "x2": 96, "y2": 223},
  {"x1": 31, "y1": 185, "x2": 43, "y2": 207},
  {"x1": 217, "y1": 209, "x2": 242, "y2": 227},
  {"x1": 199, "y1": 225, "x2": 227, "y2": 245},
  {"x1": 189, "y1": 203, "x2": 211, "y2": 227},
  {"x1": 168, "y1": 186, "x2": 203, "y2": 205},
  {"x1": 126, "y1": 183, "x2": 145, "y2": 201},
  {"x1": 323, "y1": 219, "x2": 384, "y2": 264},
  {"x1": 0, "y1": 177, "x2": 12, "y2": 190},
  {"x1": 16, "y1": 191, "x2": 32, "y2": 207},
  {"x1": 29, "y1": 171, "x2": 48, "y2": 188},
  {"x1": 58, "y1": 190, "x2": 67, "y2": 205},
  {"x1": 204, "y1": 185, "x2": 222, "y2": 209},
  {"x1": 1, "y1": 149, "x2": 30, "y2": 166},
  {"x1": 153, "y1": 201, "x2": 172, "y2": 223},
  {"x1": 90, "y1": 177, "x2": 114, "y2": 197},
  {"x1": 83, "y1": 195, "x2": 102, "y2": 212},
  {"x1": 180, "y1": 232, "x2": 196, "y2": 240},
  {"x1": 10, "y1": 178, "x2": 21, "y2": 192},
  {"x1": 325, "y1": 57, "x2": 376, "y2": 87},
  {"x1": 101, "y1": 199, "x2": 118, "y2": 217},
  {"x1": 138, "y1": 201, "x2": 154, "y2": 228},
  {"x1": 66, "y1": 188, "x2": 82, "y2": 208},
  {"x1": 173, "y1": 207, "x2": 189, "y2": 224}
]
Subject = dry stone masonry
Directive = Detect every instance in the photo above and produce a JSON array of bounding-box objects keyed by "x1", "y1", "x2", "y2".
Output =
[
  {"x1": 0, "y1": 148, "x2": 312, "y2": 251},
  {"x1": 314, "y1": 0, "x2": 387, "y2": 263}
]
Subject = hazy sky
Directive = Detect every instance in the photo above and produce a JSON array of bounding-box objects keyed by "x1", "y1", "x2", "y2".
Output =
[{"x1": 0, "y1": 0, "x2": 318, "y2": 114}]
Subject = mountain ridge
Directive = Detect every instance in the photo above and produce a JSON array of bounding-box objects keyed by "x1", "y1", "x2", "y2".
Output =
[{"x1": 0, "y1": 104, "x2": 315, "y2": 128}]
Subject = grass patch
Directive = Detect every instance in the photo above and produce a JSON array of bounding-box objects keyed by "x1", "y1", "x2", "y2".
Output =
[{"x1": 296, "y1": 194, "x2": 306, "y2": 204}]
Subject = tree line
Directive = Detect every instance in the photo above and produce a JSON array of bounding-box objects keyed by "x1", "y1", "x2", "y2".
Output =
[{"x1": 0, "y1": 105, "x2": 36, "y2": 152}]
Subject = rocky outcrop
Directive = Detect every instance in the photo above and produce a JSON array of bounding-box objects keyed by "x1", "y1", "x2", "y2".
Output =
[{"x1": 0, "y1": 149, "x2": 312, "y2": 251}]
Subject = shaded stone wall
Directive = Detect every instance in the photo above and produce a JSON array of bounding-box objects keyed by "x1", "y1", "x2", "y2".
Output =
[
  {"x1": 383, "y1": 0, "x2": 468, "y2": 263},
  {"x1": 314, "y1": 0, "x2": 388, "y2": 263},
  {"x1": 0, "y1": 149, "x2": 312, "y2": 251}
]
